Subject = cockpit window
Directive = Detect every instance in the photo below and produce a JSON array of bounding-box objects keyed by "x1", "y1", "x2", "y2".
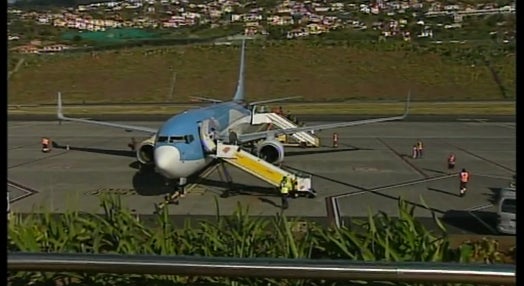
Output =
[
  {"x1": 185, "y1": 134, "x2": 194, "y2": 144},
  {"x1": 169, "y1": 136, "x2": 185, "y2": 143},
  {"x1": 159, "y1": 135, "x2": 194, "y2": 144}
]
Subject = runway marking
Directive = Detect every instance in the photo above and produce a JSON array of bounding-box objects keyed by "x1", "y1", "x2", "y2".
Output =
[
  {"x1": 8, "y1": 122, "x2": 52, "y2": 129},
  {"x1": 86, "y1": 188, "x2": 138, "y2": 196},
  {"x1": 473, "y1": 174, "x2": 513, "y2": 180},
  {"x1": 327, "y1": 174, "x2": 455, "y2": 227},
  {"x1": 448, "y1": 143, "x2": 515, "y2": 173},
  {"x1": 467, "y1": 204, "x2": 493, "y2": 211},
  {"x1": 376, "y1": 138, "x2": 429, "y2": 178},
  {"x1": 8, "y1": 179, "x2": 39, "y2": 203},
  {"x1": 8, "y1": 143, "x2": 47, "y2": 151},
  {"x1": 8, "y1": 137, "x2": 126, "y2": 169},
  {"x1": 490, "y1": 123, "x2": 515, "y2": 129},
  {"x1": 8, "y1": 150, "x2": 70, "y2": 169}
]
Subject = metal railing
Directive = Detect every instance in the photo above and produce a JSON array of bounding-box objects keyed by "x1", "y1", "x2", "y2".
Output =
[{"x1": 8, "y1": 252, "x2": 515, "y2": 285}]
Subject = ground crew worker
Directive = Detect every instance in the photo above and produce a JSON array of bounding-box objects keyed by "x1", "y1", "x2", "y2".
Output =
[
  {"x1": 416, "y1": 139, "x2": 424, "y2": 158},
  {"x1": 41, "y1": 137, "x2": 51, "y2": 153},
  {"x1": 447, "y1": 153, "x2": 456, "y2": 170},
  {"x1": 459, "y1": 168, "x2": 470, "y2": 197},
  {"x1": 228, "y1": 129, "x2": 239, "y2": 145},
  {"x1": 332, "y1": 133, "x2": 339, "y2": 148},
  {"x1": 209, "y1": 128, "x2": 218, "y2": 144},
  {"x1": 412, "y1": 144, "x2": 418, "y2": 159},
  {"x1": 280, "y1": 176, "x2": 290, "y2": 210},
  {"x1": 128, "y1": 137, "x2": 137, "y2": 151}
]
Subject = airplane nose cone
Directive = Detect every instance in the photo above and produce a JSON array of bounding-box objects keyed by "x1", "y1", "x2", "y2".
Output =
[{"x1": 154, "y1": 145, "x2": 180, "y2": 178}]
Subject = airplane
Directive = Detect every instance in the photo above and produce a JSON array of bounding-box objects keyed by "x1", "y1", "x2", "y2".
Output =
[{"x1": 56, "y1": 39, "x2": 410, "y2": 195}]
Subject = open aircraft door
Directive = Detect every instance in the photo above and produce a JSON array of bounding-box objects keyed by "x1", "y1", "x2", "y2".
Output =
[{"x1": 199, "y1": 119, "x2": 217, "y2": 153}]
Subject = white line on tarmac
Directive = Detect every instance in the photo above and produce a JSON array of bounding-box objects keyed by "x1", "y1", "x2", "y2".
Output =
[{"x1": 467, "y1": 204, "x2": 493, "y2": 211}]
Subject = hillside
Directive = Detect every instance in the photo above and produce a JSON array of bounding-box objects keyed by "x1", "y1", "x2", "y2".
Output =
[{"x1": 7, "y1": 41, "x2": 515, "y2": 104}]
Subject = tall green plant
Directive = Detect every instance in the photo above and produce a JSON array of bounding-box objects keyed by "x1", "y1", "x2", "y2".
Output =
[{"x1": 8, "y1": 194, "x2": 511, "y2": 286}]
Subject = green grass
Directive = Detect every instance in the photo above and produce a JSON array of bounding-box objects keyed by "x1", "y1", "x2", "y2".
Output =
[{"x1": 7, "y1": 41, "x2": 516, "y2": 105}]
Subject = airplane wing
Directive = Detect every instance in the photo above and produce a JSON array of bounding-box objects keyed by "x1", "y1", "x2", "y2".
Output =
[
  {"x1": 238, "y1": 95, "x2": 410, "y2": 143},
  {"x1": 249, "y1": 96, "x2": 302, "y2": 106},
  {"x1": 56, "y1": 92, "x2": 157, "y2": 134},
  {"x1": 190, "y1": 96, "x2": 222, "y2": 103}
]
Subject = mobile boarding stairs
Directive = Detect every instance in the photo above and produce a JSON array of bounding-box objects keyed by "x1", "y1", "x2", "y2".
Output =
[
  {"x1": 215, "y1": 142, "x2": 316, "y2": 198},
  {"x1": 199, "y1": 108, "x2": 318, "y2": 198},
  {"x1": 250, "y1": 105, "x2": 320, "y2": 147}
]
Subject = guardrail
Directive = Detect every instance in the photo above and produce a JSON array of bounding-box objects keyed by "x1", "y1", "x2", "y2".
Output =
[{"x1": 8, "y1": 252, "x2": 515, "y2": 285}]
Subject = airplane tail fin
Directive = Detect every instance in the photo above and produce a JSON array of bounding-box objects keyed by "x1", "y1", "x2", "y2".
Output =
[
  {"x1": 232, "y1": 39, "x2": 246, "y2": 103},
  {"x1": 57, "y1": 92, "x2": 64, "y2": 120},
  {"x1": 402, "y1": 90, "x2": 411, "y2": 118}
]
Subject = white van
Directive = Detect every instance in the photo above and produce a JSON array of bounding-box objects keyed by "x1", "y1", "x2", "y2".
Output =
[{"x1": 496, "y1": 187, "x2": 516, "y2": 235}]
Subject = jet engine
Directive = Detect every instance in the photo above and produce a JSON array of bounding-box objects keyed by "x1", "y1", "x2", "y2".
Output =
[
  {"x1": 136, "y1": 135, "x2": 156, "y2": 165},
  {"x1": 257, "y1": 139, "x2": 285, "y2": 164}
]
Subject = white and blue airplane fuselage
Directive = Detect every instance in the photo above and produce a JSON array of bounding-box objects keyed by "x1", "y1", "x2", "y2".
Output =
[
  {"x1": 56, "y1": 39, "x2": 409, "y2": 190},
  {"x1": 154, "y1": 101, "x2": 250, "y2": 179}
]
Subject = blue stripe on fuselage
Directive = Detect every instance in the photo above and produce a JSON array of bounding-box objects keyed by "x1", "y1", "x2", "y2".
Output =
[{"x1": 155, "y1": 102, "x2": 250, "y2": 161}]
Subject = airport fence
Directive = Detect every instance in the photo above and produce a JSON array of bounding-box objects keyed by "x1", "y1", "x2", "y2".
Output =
[{"x1": 8, "y1": 252, "x2": 515, "y2": 285}]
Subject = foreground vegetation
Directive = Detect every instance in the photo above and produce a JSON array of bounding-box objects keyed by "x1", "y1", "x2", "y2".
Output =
[
  {"x1": 8, "y1": 40, "x2": 515, "y2": 105},
  {"x1": 8, "y1": 195, "x2": 515, "y2": 285}
]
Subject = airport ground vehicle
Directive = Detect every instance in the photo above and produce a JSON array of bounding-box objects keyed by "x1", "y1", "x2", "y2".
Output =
[{"x1": 496, "y1": 186, "x2": 516, "y2": 235}]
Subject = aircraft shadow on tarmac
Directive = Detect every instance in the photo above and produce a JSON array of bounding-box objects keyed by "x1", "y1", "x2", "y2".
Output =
[
  {"x1": 52, "y1": 141, "x2": 135, "y2": 158},
  {"x1": 131, "y1": 164, "x2": 217, "y2": 196},
  {"x1": 195, "y1": 177, "x2": 278, "y2": 198},
  {"x1": 426, "y1": 187, "x2": 460, "y2": 198},
  {"x1": 284, "y1": 145, "x2": 372, "y2": 157},
  {"x1": 132, "y1": 166, "x2": 172, "y2": 196},
  {"x1": 130, "y1": 161, "x2": 279, "y2": 197}
]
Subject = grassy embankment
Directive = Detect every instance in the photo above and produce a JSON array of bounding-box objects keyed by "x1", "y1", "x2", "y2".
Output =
[{"x1": 7, "y1": 41, "x2": 515, "y2": 115}]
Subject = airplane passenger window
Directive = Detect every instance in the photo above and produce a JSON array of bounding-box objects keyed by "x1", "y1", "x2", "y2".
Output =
[
  {"x1": 184, "y1": 135, "x2": 194, "y2": 144},
  {"x1": 157, "y1": 136, "x2": 168, "y2": 143}
]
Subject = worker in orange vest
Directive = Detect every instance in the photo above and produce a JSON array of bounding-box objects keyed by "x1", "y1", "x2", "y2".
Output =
[
  {"x1": 459, "y1": 168, "x2": 470, "y2": 197},
  {"x1": 447, "y1": 153, "x2": 456, "y2": 170},
  {"x1": 416, "y1": 139, "x2": 424, "y2": 158},
  {"x1": 41, "y1": 137, "x2": 51, "y2": 153}
]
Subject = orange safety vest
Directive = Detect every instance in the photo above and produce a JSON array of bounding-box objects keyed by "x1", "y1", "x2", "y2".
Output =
[{"x1": 460, "y1": 171, "x2": 470, "y2": 182}]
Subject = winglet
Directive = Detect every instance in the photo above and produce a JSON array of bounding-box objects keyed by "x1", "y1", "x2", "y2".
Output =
[
  {"x1": 57, "y1": 91, "x2": 64, "y2": 120},
  {"x1": 232, "y1": 39, "x2": 246, "y2": 103}
]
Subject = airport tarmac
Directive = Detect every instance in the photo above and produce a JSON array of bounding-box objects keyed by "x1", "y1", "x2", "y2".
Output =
[{"x1": 8, "y1": 119, "x2": 515, "y2": 234}]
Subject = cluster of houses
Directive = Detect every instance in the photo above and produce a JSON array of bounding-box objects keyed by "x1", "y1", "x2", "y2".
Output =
[
  {"x1": 9, "y1": 40, "x2": 71, "y2": 54},
  {"x1": 8, "y1": 0, "x2": 515, "y2": 53}
]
